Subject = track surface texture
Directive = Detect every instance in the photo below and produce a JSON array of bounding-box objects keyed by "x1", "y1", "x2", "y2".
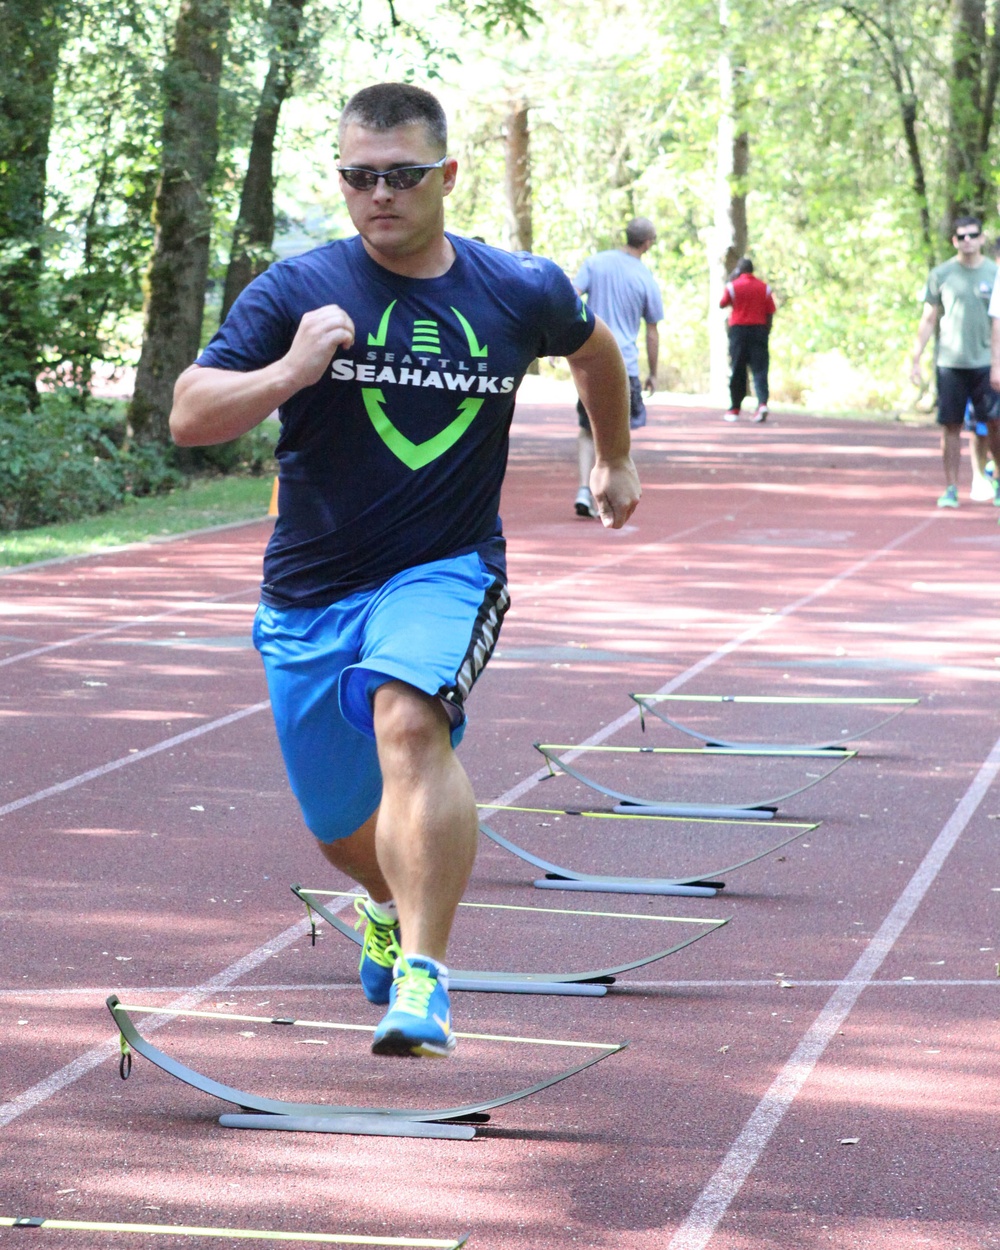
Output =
[{"x1": 2, "y1": 401, "x2": 998, "y2": 1250}]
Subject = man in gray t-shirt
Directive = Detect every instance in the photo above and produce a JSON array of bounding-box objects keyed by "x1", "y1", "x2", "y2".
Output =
[
  {"x1": 911, "y1": 214, "x2": 1000, "y2": 509},
  {"x1": 573, "y1": 217, "x2": 664, "y2": 517}
]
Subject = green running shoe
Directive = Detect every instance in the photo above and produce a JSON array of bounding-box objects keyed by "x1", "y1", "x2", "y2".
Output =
[
  {"x1": 354, "y1": 897, "x2": 400, "y2": 1005},
  {"x1": 936, "y1": 485, "x2": 959, "y2": 508},
  {"x1": 371, "y1": 955, "x2": 457, "y2": 1058}
]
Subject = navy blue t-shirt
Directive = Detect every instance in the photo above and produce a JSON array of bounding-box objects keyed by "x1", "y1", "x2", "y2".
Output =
[{"x1": 197, "y1": 233, "x2": 594, "y2": 607}]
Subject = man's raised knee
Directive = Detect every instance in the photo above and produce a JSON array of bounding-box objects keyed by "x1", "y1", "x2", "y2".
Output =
[{"x1": 373, "y1": 680, "x2": 451, "y2": 760}]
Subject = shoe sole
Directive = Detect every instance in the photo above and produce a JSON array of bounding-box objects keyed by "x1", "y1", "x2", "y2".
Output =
[
  {"x1": 574, "y1": 503, "x2": 597, "y2": 517},
  {"x1": 371, "y1": 1029, "x2": 456, "y2": 1058}
]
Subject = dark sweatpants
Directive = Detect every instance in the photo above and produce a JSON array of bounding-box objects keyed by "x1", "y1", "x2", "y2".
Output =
[{"x1": 728, "y1": 323, "x2": 770, "y2": 410}]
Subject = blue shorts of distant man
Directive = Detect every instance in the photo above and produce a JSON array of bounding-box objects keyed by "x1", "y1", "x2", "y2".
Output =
[{"x1": 168, "y1": 82, "x2": 640, "y2": 1058}]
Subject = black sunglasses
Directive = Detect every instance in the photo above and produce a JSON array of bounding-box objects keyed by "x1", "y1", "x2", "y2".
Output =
[
  {"x1": 337, "y1": 156, "x2": 448, "y2": 191},
  {"x1": 955, "y1": 230, "x2": 982, "y2": 240}
]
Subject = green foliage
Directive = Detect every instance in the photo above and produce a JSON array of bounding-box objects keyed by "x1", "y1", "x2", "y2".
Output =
[
  {"x1": 6, "y1": 0, "x2": 1000, "y2": 473},
  {"x1": 0, "y1": 474, "x2": 275, "y2": 568},
  {"x1": 0, "y1": 388, "x2": 181, "y2": 531}
]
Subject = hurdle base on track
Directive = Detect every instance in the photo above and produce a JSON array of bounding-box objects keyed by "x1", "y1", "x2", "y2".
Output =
[
  {"x1": 450, "y1": 976, "x2": 607, "y2": 995},
  {"x1": 219, "y1": 1113, "x2": 480, "y2": 1140},
  {"x1": 613, "y1": 801, "x2": 776, "y2": 820},
  {"x1": 703, "y1": 741, "x2": 849, "y2": 755},
  {"x1": 534, "y1": 876, "x2": 721, "y2": 897}
]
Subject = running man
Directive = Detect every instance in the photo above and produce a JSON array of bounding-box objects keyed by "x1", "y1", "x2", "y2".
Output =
[
  {"x1": 912, "y1": 215, "x2": 1000, "y2": 508},
  {"x1": 168, "y1": 83, "x2": 640, "y2": 1058}
]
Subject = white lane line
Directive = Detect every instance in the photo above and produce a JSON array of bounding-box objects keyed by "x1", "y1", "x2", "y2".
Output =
[
  {"x1": 667, "y1": 732, "x2": 1000, "y2": 1250},
  {"x1": 0, "y1": 702, "x2": 270, "y2": 820},
  {"x1": 0, "y1": 586, "x2": 259, "y2": 669},
  {"x1": 0, "y1": 913, "x2": 315, "y2": 1129},
  {"x1": 480, "y1": 515, "x2": 936, "y2": 812}
]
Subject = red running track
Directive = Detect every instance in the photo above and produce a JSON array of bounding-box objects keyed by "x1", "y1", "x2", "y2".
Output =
[{"x1": 1, "y1": 401, "x2": 998, "y2": 1250}]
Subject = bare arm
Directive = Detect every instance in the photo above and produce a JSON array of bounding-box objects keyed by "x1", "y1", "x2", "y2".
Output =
[
  {"x1": 910, "y1": 303, "x2": 939, "y2": 386},
  {"x1": 644, "y1": 322, "x2": 659, "y2": 394},
  {"x1": 169, "y1": 304, "x2": 356, "y2": 446},
  {"x1": 567, "y1": 316, "x2": 641, "y2": 529}
]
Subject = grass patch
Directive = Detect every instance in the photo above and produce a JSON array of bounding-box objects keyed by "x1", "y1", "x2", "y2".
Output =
[{"x1": 0, "y1": 475, "x2": 275, "y2": 569}]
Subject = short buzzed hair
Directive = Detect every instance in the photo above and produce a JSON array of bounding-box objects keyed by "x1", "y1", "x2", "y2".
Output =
[
  {"x1": 953, "y1": 214, "x2": 982, "y2": 234},
  {"x1": 340, "y1": 83, "x2": 447, "y2": 153},
  {"x1": 625, "y1": 217, "x2": 656, "y2": 247}
]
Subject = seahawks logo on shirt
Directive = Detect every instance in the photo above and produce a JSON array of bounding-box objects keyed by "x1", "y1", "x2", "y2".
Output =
[{"x1": 328, "y1": 301, "x2": 515, "y2": 470}]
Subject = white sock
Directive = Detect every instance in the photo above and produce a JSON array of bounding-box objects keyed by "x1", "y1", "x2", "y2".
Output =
[
  {"x1": 365, "y1": 897, "x2": 398, "y2": 924},
  {"x1": 404, "y1": 952, "x2": 448, "y2": 987}
]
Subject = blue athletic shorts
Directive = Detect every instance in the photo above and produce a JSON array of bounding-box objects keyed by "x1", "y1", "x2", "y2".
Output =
[
  {"x1": 962, "y1": 400, "x2": 990, "y2": 436},
  {"x1": 253, "y1": 551, "x2": 509, "y2": 843}
]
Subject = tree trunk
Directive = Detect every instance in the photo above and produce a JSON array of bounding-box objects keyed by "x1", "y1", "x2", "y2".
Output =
[
  {"x1": 840, "y1": 3, "x2": 936, "y2": 262},
  {"x1": 709, "y1": 0, "x2": 749, "y2": 400},
  {"x1": 129, "y1": 0, "x2": 230, "y2": 446},
  {"x1": 946, "y1": 0, "x2": 986, "y2": 223},
  {"x1": 976, "y1": 0, "x2": 1000, "y2": 211},
  {"x1": 220, "y1": 0, "x2": 305, "y2": 323},
  {"x1": 0, "y1": 1, "x2": 63, "y2": 406},
  {"x1": 502, "y1": 97, "x2": 537, "y2": 371},
  {"x1": 502, "y1": 99, "x2": 532, "y2": 253},
  {"x1": 900, "y1": 94, "x2": 935, "y2": 265}
]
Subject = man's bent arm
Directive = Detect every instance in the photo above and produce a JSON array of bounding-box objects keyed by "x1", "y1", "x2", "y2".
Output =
[
  {"x1": 644, "y1": 322, "x2": 659, "y2": 393},
  {"x1": 169, "y1": 303, "x2": 355, "y2": 446},
  {"x1": 171, "y1": 361, "x2": 299, "y2": 446},
  {"x1": 567, "y1": 316, "x2": 640, "y2": 529}
]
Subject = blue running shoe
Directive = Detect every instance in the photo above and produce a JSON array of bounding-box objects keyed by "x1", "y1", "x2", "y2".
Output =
[
  {"x1": 354, "y1": 898, "x2": 400, "y2": 1005},
  {"x1": 371, "y1": 956, "x2": 457, "y2": 1058}
]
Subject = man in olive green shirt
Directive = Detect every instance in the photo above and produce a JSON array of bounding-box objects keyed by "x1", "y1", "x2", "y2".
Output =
[{"x1": 911, "y1": 215, "x2": 1000, "y2": 508}]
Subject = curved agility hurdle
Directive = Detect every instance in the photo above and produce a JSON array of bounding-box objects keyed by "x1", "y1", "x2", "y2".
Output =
[
  {"x1": 630, "y1": 693, "x2": 918, "y2": 753},
  {"x1": 293, "y1": 887, "x2": 728, "y2": 991},
  {"x1": 477, "y1": 804, "x2": 819, "y2": 896},
  {"x1": 534, "y1": 742, "x2": 855, "y2": 818},
  {"x1": 107, "y1": 995, "x2": 626, "y2": 1141}
]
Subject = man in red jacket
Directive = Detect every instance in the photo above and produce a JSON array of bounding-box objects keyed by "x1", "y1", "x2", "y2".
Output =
[{"x1": 720, "y1": 257, "x2": 776, "y2": 423}]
